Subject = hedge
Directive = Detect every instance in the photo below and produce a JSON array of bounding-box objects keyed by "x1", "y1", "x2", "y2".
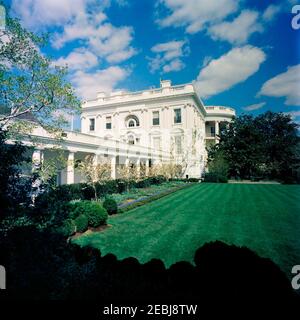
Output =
[
  {"x1": 35, "y1": 177, "x2": 168, "y2": 207},
  {"x1": 203, "y1": 173, "x2": 228, "y2": 183},
  {"x1": 55, "y1": 218, "x2": 76, "y2": 237},
  {"x1": 103, "y1": 197, "x2": 118, "y2": 215},
  {"x1": 71, "y1": 201, "x2": 108, "y2": 227},
  {"x1": 118, "y1": 183, "x2": 195, "y2": 213},
  {"x1": 74, "y1": 214, "x2": 89, "y2": 233}
]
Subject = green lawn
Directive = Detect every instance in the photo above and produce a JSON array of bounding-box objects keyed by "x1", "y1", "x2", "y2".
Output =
[{"x1": 74, "y1": 183, "x2": 300, "y2": 277}]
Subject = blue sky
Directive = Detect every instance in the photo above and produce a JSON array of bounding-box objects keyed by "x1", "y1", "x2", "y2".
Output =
[{"x1": 5, "y1": 0, "x2": 300, "y2": 127}]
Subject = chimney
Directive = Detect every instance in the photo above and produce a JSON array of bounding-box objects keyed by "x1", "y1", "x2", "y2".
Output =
[
  {"x1": 160, "y1": 80, "x2": 172, "y2": 88},
  {"x1": 97, "y1": 92, "x2": 107, "y2": 100}
]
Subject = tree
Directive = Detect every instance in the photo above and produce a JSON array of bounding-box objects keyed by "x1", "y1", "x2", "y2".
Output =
[
  {"x1": 117, "y1": 162, "x2": 139, "y2": 192},
  {"x1": 77, "y1": 155, "x2": 111, "y2": 200},
  {"x1": 0, "y1": 129, "x2": 35, "y2": 220},
  {"x1": 255, "y1": 112, "x2": 300, "y2": 181},
  {"x1": 0, "y1": 2, "x2": 80, "y2": 134},
  {"x1": 208, "y1": 112, "x2": 300, "y2": 182},
  {"x1": 33, "y1": 150, "x2": 67, "y2": 191},
  {"x1": 149, "y1": 162, "x2": 182, "y2": 180},
  {"x1": 207, "y1": 150, "x2": 229, "y2": 181}
]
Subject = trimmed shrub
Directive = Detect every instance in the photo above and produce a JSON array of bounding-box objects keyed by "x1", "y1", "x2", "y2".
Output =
[
  {"x1": 204, "y1": 173, "x2": 228, "y2": 183},
  {"x1": 55, "y1": 218, "x2": 76, "y2": 237},
  {"x1": 71, "y1": 201, "x2": 108, "y2": 227},
  {"x1": 74, "y1": 214, "x2": 88, "y2": 233},
  {"x1": 186, "y1": 178, "x2": 200, "y2": 182},
  {"x1": 148, "y1": 175, "x2": 166, "y2": 185},
  {"x1": 103, "y1": 197, "x2": 118, "y2": 215},
  {"x1": 135, "y1": 178, "x2": 151, "y2": 188}
]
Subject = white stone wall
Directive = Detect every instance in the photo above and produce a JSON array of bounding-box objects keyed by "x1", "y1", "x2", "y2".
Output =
[{"x1": 81, "y1": 85, "x2": 209, "y2": 178}]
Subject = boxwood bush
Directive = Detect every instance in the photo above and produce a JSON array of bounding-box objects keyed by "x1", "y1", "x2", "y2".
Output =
[
  {"x1": 55, "y1": 218, "x2": 76, "y2": 237},
  {"x1": 35, "y1": 177, "x2": 168, "y2": 210},
  {"x1": 103, "y1": 197, "x2": 118, "y2": 215},
  {"x1": 71, "y1": 201, "x2": 108, "y2": 227},
  {"x1": 74, "y1": 214, "x2": 88, "y2": 233}
]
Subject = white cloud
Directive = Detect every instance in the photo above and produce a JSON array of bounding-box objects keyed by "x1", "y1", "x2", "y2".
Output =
[
  {"x1": 259, "y1": 65, "x2": 300, "y2": 106},
  {"x1": 149, "y1": 40, "x2": 188, "y2": 73},
  {"x1": 11, "y1": 0, "x2": 92, "y2": 29},
  {"x1": 54, "y1": 48, "x2": 98, "y2": 70},
  {"x1": 194, "y1": 46, "x2": 266, "y2": 98},
  {"x1": 242, "y1": 102, "x2": 266, "y2": 111},
  {"x1": 163, "y1": 59, "x2": 185, "y2": 73},
  {"x1": 12, "y1": 0, "x2": 136, "y2": 65},
  {"x1": 157, "y1": 0, "x2": 239, "y2": 34},
  {"x1": 262, "y1": 5, "x2": 281, "y2": 22},
  {"x1": 284, "y1": 110, "x2": 300, "y2": 119},
  {"x1": 72, "y1": 66, "x2": 129, "y2": 99},
  {"x1": 208, "y1": 10, "x2": 263, "y2": 45}
]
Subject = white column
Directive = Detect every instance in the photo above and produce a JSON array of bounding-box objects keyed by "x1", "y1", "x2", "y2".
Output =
[
  {"x1": 215, "y1": 121, "x2": 220, "y2": 136},
  {"x1": 67, "y1": 152, "x2": 75, "y2": 185},
  {"x1": 32, "y1": 149, "x2": 44, "y2": 171},
  {"x1": 111, "y1": 156, "x2": 117, "y2": 179},
  {"x1": 136, "y1": 158, "x2": 141, "y2": 177},
  {"x1": 145, "y1": 159, "x2": 150, "y2": 176},
  {"x1": 125, "y1": 157, "x2": 130, "y2": 167},
  {"x1": 93, "y1": 153, "x2": 99, "y2": 166}
]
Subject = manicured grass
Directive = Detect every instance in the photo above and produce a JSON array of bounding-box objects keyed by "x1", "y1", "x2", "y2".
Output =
[{"x1": 74, "y1": 183, "x2": 300, "y2": 277}]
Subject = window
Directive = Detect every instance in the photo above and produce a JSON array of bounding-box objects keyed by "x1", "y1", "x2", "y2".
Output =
[
  {"x1": 89, "y1": 118, "x2": 95, "y2": 131},
  {"x1": 153, "y1": 137, "x2": 161, "y2": 150},
  {"x1": 174, "y1": 108, "x2": 182, "y2": 124},
  {"x1": 128, "y1": 135, "x2": 135, "y2": 145},
  {"x1": 175, "y1": 135, "x2": 182, "y2": 154},
  {"x1": 152, "y1": 111, "x2": 160, "y2": 126},
  {"x1": 106, "y1": 116, "x2": 112, "y2": 129},
  {"x1": 128, "y1": 119, "x2": 136, "y2": 127},
  {"x1": 126, "y1": 115, "x2": 140, "y2": 128},
  {"x1": 210, "y1": 126, "x2": 215, "y2": 137}
]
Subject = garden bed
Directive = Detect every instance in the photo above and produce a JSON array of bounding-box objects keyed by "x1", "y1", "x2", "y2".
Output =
[{"x1": 111, "y1": 181, "x2": 195, "y2": 213}]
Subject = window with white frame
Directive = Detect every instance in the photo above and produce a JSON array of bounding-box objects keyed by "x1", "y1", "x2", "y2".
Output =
[
  {"x1": 152, "y1": 111, "x2": 160, "y2": 126},
  {"x1": 153, "y1": 136, "x2": 161, "y2": 150},
  {"x1": 126, "y1": 115, "x2": 140, "y2": 128},
  {"x1": 174, "y1": 108, "x2": 182, "y2": 124},
  {"x1": 106, "y1": 116, "x2": 112, "y2": 129},
  {"x1": 174, "y1": 135, "x2": 183, "y2": 154},
  {"x1": 128, "y1": 135, "x2": 135, "y2": 145},
  {"x1": 89, "y1": 118, "x2": 95, "y2": 131}
]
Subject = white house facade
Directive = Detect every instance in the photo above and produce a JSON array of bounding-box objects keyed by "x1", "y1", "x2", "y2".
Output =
[
  {"x1": 14, "y1": 80, "x2": 235, "y2": 184},
  {"x1": 80, "y1": 80, "x2": 235, "y2": 179}
]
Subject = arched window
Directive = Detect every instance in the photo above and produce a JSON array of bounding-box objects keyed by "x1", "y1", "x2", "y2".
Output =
[
  {"x1": 128, "y1": 135, "x2": 135, "y2": 145},
  {"x1": 128, "y1": 119, "x2": 135, "y2": 127},
  {"x1": 125, "y1": 115, "x2": 140, "y2": 128}
]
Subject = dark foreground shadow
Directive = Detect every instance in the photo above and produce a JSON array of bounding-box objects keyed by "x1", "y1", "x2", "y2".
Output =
[{"x1": 0, "y1": 227, "x2": 298, "y2": 314}]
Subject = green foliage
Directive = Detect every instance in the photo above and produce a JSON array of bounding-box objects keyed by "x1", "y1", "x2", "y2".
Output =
[
  {"x1": 35, "y1": 177, "x2": 168, "y2": 209},
  {"x1": 203, "y1": 173, "x2": 228, "y2": 183},
  {"x1": 0, "y1": 129, "x2": 35, "y2": 220},
  {"x1": 119, "y1": 183, "x2": 192, "y2": 213},
  {"x1": 74, "y1": 214, "x2": 88, "y2": 233},
  {"x1": 206, "y1": 150, "x2": 229, "y2": 183},
  {"x1": 103, "y1": 197, "x2": 118, "y2": 215},
  {"x1": 208, "y1": 112, "x2": 300, "y2": 182},
  {"x1": 72, "y1": 201, "x2": 108, "y2": 227},
  {"x1": 0, "y1": 3, "x2": 80, "y2": 133},
  {"x1": 55, "y1": 218, "x2": 76, "y2": 237},
  {"x1": 186, "y1": 178, "x2": 200, "y2": 182}
]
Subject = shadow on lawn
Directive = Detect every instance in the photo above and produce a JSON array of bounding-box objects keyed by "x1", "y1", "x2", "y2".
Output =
[{"x1": 0, "y1": 227, "x2": 299, "y2": 314}]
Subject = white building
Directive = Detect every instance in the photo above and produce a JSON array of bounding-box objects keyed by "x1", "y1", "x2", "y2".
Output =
[
  {"x1": 80, "y1": 80, "x2": 235, "y2": 178},
  {"x1": 15, "y1": 80, "x2": 235, "y2": 183}
]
